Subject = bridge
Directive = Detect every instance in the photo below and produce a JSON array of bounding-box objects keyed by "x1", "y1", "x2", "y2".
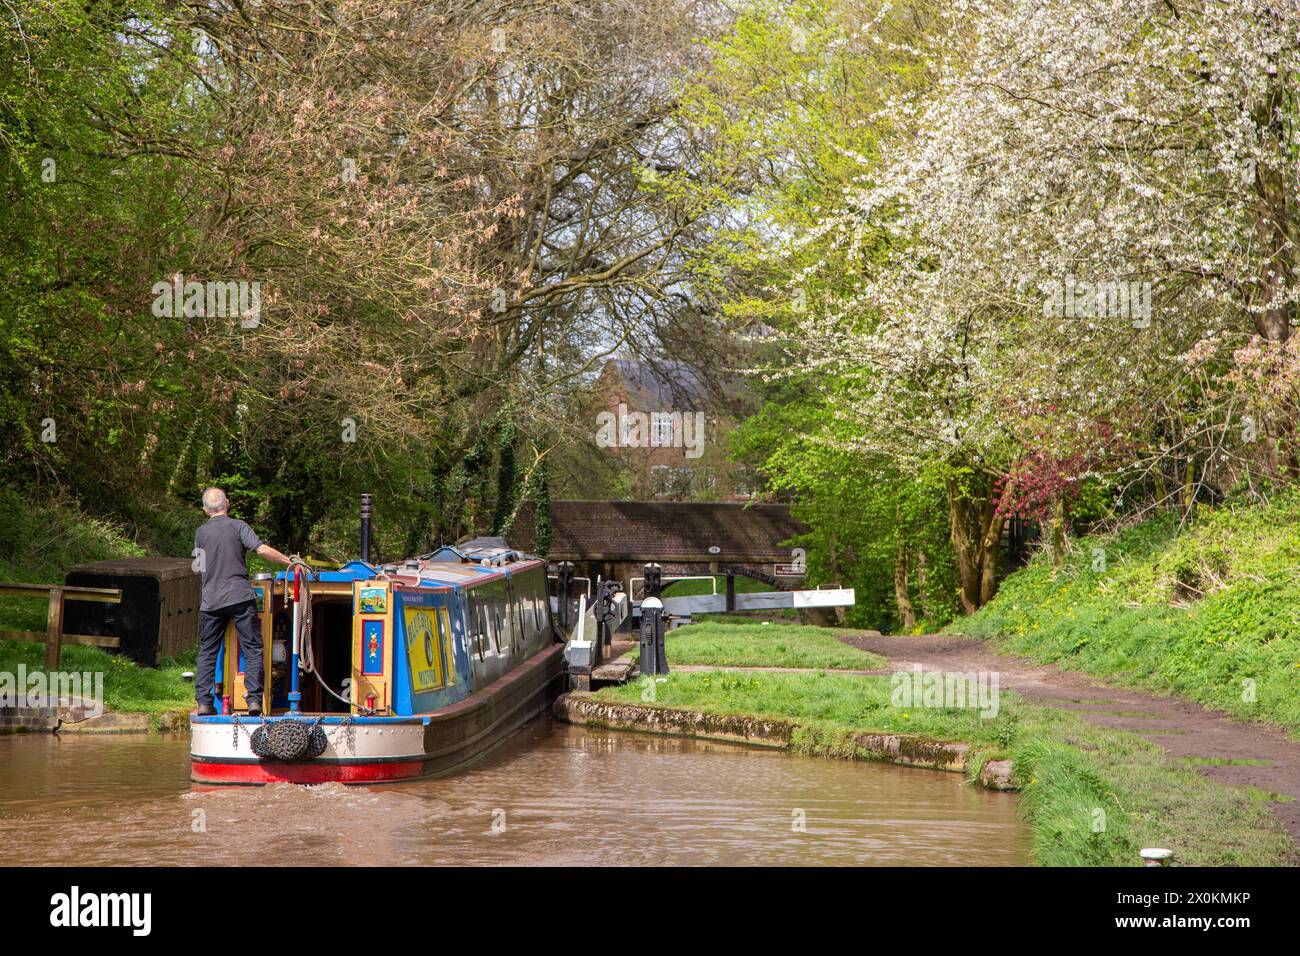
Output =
[
  {"x1": 509, "y1": 499, "x2": 817, "y2": 610},
  {"x1": 511, "y1": 499, "x2": 806, "y2": 583}
]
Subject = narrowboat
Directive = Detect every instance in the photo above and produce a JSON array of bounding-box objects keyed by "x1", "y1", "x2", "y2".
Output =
[{"x1": 189, "y1": 537, "x2": 565, "y2": 785}]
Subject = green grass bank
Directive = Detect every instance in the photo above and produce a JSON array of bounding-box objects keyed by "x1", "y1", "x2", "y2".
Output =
[
  {"x1": 641, "y1": 620, "x2": 885, "y2": 670},
  {"x1": 951, "y1": 492, "x2": 1300, "y2": 735},
  {"x1": 0, "y1": 490, "x2": 197, "y2": 716}
]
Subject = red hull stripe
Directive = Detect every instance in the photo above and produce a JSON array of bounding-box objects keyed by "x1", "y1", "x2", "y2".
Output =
[{"x1": 191, "y1": 759, "x2": 428, "y2": 786}]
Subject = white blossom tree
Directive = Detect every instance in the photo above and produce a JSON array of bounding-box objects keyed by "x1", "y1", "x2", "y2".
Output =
[{"x1": 777, "y1": 0, "x2": 1300, "y2": 606}]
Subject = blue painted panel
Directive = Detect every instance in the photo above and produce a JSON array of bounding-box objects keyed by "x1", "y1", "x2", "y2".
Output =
[
  {"x1": 391, "y1": 592, "x2": 412, "y2": 717},
  {"x1": 213, "y1": 642, "x2": 225, "y2": 708},
  {"x1": 362, "y1": 619, "x2": 384, "y2": 675}
]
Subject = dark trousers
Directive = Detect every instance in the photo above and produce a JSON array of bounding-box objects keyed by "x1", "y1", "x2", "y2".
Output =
[{"x1": 196, "y1": 599, "x2": 263, "y2": 708}]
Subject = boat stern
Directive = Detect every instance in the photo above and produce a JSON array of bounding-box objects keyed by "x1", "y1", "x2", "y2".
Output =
[{"x1": 189, "y1": 714, "x2": 430, "y2": 785}]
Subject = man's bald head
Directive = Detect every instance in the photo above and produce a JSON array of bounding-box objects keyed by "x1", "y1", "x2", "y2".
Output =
[{"x1": 202, "y1": 487, "x2": 229, "y2": 515}]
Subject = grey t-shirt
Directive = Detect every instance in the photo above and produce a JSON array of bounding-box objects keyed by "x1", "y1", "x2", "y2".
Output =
[{"x1": 195, "y1": 515, "x2": 264, "y2": 611}]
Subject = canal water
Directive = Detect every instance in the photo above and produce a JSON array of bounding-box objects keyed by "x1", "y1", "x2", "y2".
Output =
[{"x1": 0, "y1": 720, "x2": 1029, "y2": 865}]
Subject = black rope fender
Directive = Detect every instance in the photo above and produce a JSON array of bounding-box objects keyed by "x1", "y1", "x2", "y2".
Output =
[
  {"x1": 249, "y1": 719, "x2": 325, "y2": 761},
  {"x1": 232, "y1": 714, "x2": 354, "y2": 761}
]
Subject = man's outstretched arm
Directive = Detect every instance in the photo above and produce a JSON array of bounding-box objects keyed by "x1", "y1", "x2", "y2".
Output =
[{"x1": 256, "y1": 544, "x2": 293, "y2": 565}]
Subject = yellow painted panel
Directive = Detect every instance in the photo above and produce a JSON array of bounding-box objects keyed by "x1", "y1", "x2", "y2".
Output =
[
  {"x1": 404, "y1": 606, "x2": 444, "y2": 692},
  {"x1": 351, "y1": 580, "x2": 393, "y2": 711}
]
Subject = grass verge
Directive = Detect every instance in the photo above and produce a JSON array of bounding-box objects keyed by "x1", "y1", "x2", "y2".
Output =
[
  {"x1": 0, "y1": 640, "x2": 196, "y2": 716},
  {"x1": 641, "y1": 620, "x2": 885, "y2": 670},
  {"x1": 951, "y1": 492, "x2": 1300, "y2": 735}
]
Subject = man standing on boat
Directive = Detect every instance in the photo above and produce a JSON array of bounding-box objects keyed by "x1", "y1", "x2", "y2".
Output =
[{"x1": 192, "y1": 487, "x2": 292, "y2": 717}]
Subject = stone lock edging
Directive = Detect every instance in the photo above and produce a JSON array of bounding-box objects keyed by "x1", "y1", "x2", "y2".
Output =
[{"x1": 553, "y1": 693, "x2": 1017, "y2": 791}]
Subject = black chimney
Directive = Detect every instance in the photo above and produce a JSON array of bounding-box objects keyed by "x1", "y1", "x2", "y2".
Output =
[{"x1": 360, "y1": 493, "x2": 372, "y2": 563}]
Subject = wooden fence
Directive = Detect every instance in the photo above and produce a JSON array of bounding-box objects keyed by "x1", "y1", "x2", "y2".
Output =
[{"x1": 0, "y1": 583, "x2": 123, "y2": 669}]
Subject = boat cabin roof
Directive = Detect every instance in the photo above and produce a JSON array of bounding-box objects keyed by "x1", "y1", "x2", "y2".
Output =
[{"x1": 258, "y1": 546, "x2": 542, "y2": 594}]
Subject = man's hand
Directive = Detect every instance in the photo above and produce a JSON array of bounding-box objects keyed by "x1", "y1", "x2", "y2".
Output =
[{"x1": 256, "y1": 544, "x2": 293, "y2": 566}]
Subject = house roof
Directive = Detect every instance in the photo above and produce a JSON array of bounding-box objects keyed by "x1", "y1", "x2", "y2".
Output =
[
  {"x1": 509, "y1": 500, "x2": 806, "y2": 563},
  {"x1": 600, "y1": 359, "x2": 718, "y2": 411}
]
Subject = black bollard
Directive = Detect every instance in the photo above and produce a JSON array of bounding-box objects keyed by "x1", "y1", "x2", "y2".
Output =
[
  {"x1": 653, "y1": 605, "x2": 669, "y2": 676},
  {"x1": 640, "y1": 597, "x2": 662, "y2": 676},
  {"x1": 639, "y1": 598, "x2": 669, "y2": 676},
  {"x1": 594, "y1": 579, "x2": 619, "y2": 655},
  {"x1": 644, "y1": 562, "x2": 662, "y2": 599},
  {"x1": 556, "y1": 562, "x2": 574, "y2": 631}
]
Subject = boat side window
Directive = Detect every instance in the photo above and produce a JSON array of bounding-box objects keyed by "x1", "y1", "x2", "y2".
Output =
[
  {"x1": 508, "y1": 580, "x2": 523, "y2": 647},
  {"x1": 506, "y1": 583, "x2": 517, "y2": 651},
  {"x1": 521, "y1": 578, "x2": 534, "y2": 642},
  {"x1": 512, "y1": 580, "x2": 522, "y2": 647},
  {"x1": 532, "y1": 571, "x2": 544, "y2": 631},
  {"x1": 464, "y1": 597, "x2": 472, "y2": 654},
  {"x1": 528, "y1": 574, "x2": 540, "y2": 638},
  {"x1": 469, "y1": 597, "x2": 485, "y2": 661},
  {"x1": 517, "y1": 574, "x2": 530, "y2": 637},
  {"x1": 514, "y1": 582, "x2": 525, "y2": 642},
  {"x1": 532, "y1": 572, "x2": 543, "y2": 631},
  {"x1": 437, "y1": 608, "x2": 456, "y2": 686}
]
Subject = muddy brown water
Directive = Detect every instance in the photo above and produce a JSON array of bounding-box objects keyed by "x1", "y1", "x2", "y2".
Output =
[{"x1": 0, "y1": 719, "x2": 1029, "y2": 866}]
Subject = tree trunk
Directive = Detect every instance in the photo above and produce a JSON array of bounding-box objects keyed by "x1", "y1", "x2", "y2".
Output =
[
  {"x1": 945, "y1": 477, "x2": 982, "y2": 615},
  {"x1": 894, "y1": 539, "x2": 915, "y2": 632},
  {"x1": 1251, "y1": 72, "x2": 1294, "y2": 477},
  {"x1": 830, "y1": 539, "x2": 846, "y2": 626},
  {"x1": 948, "y1": 475, "x2": 1011, "y2": 613},
  {"x1": 1250, "y1": 74, "x2": 1291, "y2": 345},
  {"x1": 1051, "y1": 497, "x2": 1065, "y2": 567},
  {"x1": 167, "y1": 421, "x2": 198, "y2": 496},
  {"x1": 979, "y1": 511, "x2": 1004, "y2": 605},
  {"x1": 916, "y1": 550, "x2": 932, "y2": 621}
]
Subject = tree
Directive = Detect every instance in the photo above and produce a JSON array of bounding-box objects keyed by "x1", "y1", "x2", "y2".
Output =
[
  {"x1": 2, "y1": 0, "x2": 716, "y2": 555},
  {"x1": 748, "y1": 0, "x2": 1300, "y2": 606}
]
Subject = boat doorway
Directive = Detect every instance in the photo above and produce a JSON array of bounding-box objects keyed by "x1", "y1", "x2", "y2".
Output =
[{"x1": 304, "y1": 597, "x2": 354, "y2": 713}]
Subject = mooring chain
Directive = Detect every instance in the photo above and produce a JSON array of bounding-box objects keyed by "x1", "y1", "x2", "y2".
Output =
[
  {"x1": 331, "y1": 714, "x2": 356, "y2": 755},
  {"x1": 230, "y1": 712, "x2": 268, "y2": 751}
]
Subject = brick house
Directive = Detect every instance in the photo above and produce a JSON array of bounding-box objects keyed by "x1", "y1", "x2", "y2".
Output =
[{"x1": 590, "y1": 358, "x2": 759, "y2": 501}]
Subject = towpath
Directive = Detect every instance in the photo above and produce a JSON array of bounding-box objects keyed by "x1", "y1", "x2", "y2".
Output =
[{"x1": 834, "y1": 633, "x2": 1300, "y2": 849}]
